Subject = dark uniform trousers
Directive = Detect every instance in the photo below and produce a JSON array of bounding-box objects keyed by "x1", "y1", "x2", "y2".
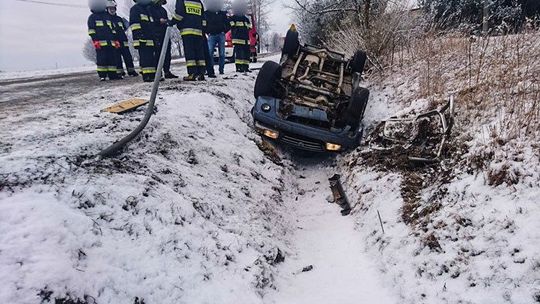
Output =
[
  {"x1": 138, "y1": 44, "x2": 158, "y2": 77},
  {"x1": 118, "y1": 42, "x2": 136, "y2": 74},
  {"x1": 155, "y1": 40, "x2": 172, "y2": 73},
  {"x1": 234, "y1": 44, "x2": 250, "y2": 71},
  {"x1": 96, "y1": 46, "x2": 118, "y2": 79},
  {"x1": 182, "y1": 35, "x2": 206, "y2": 75}
]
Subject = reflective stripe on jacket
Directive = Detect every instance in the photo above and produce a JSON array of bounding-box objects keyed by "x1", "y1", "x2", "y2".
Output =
[
  {"x1": 175, "y1": 0, "x2": 205, "y2": 36},
  {"x1": 229, "y1": 15, "x2": 250, "y2": 45},
  {"x1": 87, "y1": 11, "x2": 116, "y2": 45},
  {"x1": 110, "y1": 14, "x2": 129, "y2": 42},
  {"x1": 130, "y1": 3, "x2": 157, "y2": 48}
]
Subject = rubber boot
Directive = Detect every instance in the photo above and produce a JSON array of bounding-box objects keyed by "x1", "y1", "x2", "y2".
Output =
[
  {"x1": 164, "y1": 71, "x2": 179, "y2": 79},
  {"x1": 183, "y1": 74, "x2": 197, "y2": 81}
]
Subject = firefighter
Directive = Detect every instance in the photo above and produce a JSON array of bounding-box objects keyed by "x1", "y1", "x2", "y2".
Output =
[
  {"x1": 149, "y1": 0, "x2": 178, "y2": 79},
  {"x1": 172, "y1": 0, "x2": 207, "y2": 81},
  {"x1": 130, "y1": 0, "x2": 158, "y2": 82},
  {"x1": 106, "y1": 0, "x2": 138, "y2": 77},
  {"x1": 88, "y1": 0, "x2": 122, "y2": 81},
  {"x1": 229, "y1": 0, "x2": 251, "y2": 73},
  {"x1": 204, "y1": 0, "x2": 229, "y2": 76}
]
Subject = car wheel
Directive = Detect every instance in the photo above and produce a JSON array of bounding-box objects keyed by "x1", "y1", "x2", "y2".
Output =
[
  {"x1": 350, "y1": 50, "x2": 367, "y2": 75},
  {"x1": 282, "y1": 29, "x2": 300, "y2": 58},
  {"x1": 343, "y1": 87, "x2": 370, "y2": 128},
  {"x1": 254, "y1": 61, "x2": 282, "y2": 99}
]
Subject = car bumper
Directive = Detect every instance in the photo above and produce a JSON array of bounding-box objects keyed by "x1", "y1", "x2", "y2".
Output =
[{"x1": 252, "y1": 96, "x2": 361, "y2": 152}]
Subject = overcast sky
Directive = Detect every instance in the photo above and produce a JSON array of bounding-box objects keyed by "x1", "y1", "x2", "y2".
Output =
[{"x1": 0, "y1": 0, "x2": 294, "y2": 72}]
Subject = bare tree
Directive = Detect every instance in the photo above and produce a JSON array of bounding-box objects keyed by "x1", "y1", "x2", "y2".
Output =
[
  {"x1": 270, "y1": 31, "x2": 282, "y2": 51},
  {"x1": 290, "y1": 0, "x2": 418, "y2": 70},
  {"x1": 251, "y1": 0, "x2": 275, "y2": 45}
]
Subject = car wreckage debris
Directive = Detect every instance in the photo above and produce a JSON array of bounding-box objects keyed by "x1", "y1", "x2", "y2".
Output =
[
  {"x1": 367, "y1": 96, "x2": 455, "y2": 163},
  {"x1": 328, "y1": 174, "x2": 351, "y2": 216}
]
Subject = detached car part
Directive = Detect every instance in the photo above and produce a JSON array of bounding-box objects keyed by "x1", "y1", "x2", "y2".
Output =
[
  {"x1": 370, "y1": 96, "x2": 455, "y2": 163},
  {"x1": 329, "y1": 174, "x2": 351, "y2": 216}
]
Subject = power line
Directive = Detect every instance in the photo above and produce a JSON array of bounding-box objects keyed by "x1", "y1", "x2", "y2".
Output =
[{"x1": 14, "y1": 0, "x2": 86, "y2": 9}]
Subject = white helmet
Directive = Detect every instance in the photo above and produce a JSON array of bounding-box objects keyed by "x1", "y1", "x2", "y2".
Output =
[
  {"x1": 106, "y1": 0, "x2": 117, "y2": 7},
  {"x1": 88, "y1": 0, "x2": 107, "y2": 12},
  {"x1": 205, "y1": 0, "x2": 224, "y2": 12},
  {"x1": 231, "y1": 0, "x2": 248, "y2": 15}
]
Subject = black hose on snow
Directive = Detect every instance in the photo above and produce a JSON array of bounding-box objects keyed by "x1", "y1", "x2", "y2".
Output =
[{"x1": 99, "y1": 26, "x2": 173, "y2": 158}]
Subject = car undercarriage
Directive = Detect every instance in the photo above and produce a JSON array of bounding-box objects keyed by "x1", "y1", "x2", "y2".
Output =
[{"x1": 252, "y1": 28, "x2": 369, "y2": 152}]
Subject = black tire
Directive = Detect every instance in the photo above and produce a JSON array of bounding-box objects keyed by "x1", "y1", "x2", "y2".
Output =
[
  {"x1": 282, "y1": 29, "x2": 300, "y2": 58},
  {"x1": 254, "y1": 61, "x2": 282, "y2": 99},
  {"x1": 343, "y1": 87, "x2": 369, "y2": 128},
  {"x1": 350, "y1": 50, "x2": 367, "y2": 75}
]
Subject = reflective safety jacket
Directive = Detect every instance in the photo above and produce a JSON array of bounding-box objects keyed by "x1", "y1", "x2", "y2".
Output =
[
  {"x1": 87, "y1": 11, "x2": 116, "y2": 48},
  {"x1": 229, "y1": 15, "x2": 251, "y2": 45},
  {"x1": 173, "y1": 0, "x2": 206, "y2": 37},
  {"x1": 148, "y1": 4, "x2": 168, "y2": 41},
  {"x1": 130, "y1": 3, "x2": 156, "y2": 48},
  {"x1": 110, "y1": 14, "x2": 129, "y2": 45}
]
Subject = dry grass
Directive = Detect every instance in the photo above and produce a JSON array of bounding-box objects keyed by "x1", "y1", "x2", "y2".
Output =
[
  {"x1": 385, "y1": 29, "x2": 540, "y2": 143},
  {"x1": 376, "y1": 27, "x2": 540, "y2": 186}
]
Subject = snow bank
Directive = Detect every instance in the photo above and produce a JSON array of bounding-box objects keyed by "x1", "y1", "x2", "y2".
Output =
[
  {"x1": 0, "y1": 72, "x2": 292, "y2": 303},
  {"x1": 338, "y1": 32, "x2": 540, "y2": 304}
]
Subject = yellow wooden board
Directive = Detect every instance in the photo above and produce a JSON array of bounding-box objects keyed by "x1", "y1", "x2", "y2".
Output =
[{"x1": 102, "y1": 98, "x2": 148, "y2": 114}]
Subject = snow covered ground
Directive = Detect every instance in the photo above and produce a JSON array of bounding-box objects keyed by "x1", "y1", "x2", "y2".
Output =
[
  {"x1": 267, "y1": 165, "x2": 398, "y2": 304},
  {"x1": 0, "y1": 65, "x2": 95, "y2": 81},
  {"x1": 2, "y1": 34, "x2": 539, "y2": 304},
  {"x1": 335, "y1": 33, "x2": 540, "y2": 304},
  {"x1": 0, "y1": 59, "x2": 186, "y2": 82},
  {"x1": 0, "y1": 57, "x2": 397, "y2": 304}
]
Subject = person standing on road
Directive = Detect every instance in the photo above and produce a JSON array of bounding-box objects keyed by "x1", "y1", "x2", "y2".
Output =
[
  {"x1": 229, "y1": 0, "x2": 251, "y2": 73},
  {"x1": 172, "y1": 0, "x2": 207, "y2": 81},
  {"x1": 149, "y1": 0, "x2": 179, "y2": 79},
  {"x1": 204, "y1": 0, "x2": 230, "y2": 77},
  {"x1": 130, "y1": 0, "x2": 158, "y2": 82},
  {"x1": 87, "y1": 0, "x2": 122, "y2": 81},
  {"x1": 107, "y1": 0, "x2": 139, "y2": 77}
]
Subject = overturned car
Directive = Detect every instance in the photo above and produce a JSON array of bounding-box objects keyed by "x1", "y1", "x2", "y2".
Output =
[{"x1": 251, "y1": 27, "x2": 369, "y2": 152}]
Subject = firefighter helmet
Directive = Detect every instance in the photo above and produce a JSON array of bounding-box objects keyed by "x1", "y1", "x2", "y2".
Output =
[
  {"x1": 231, "y1": 0, "x2": 248, "y2": 15},
  {"x1": 88, "y1": 0, "x2": 107, "y2": 12},
  {"x1": 205, "y1": 0, "x2": 224, "y2": 12}
]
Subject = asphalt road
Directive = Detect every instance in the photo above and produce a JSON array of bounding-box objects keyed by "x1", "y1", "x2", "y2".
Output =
[
  {"x1": 0, "y1": 65, "x2": 168, "y2": 106},
  {"x1": 0, "y1": 53, "x2": 277, "y2": 108}
]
